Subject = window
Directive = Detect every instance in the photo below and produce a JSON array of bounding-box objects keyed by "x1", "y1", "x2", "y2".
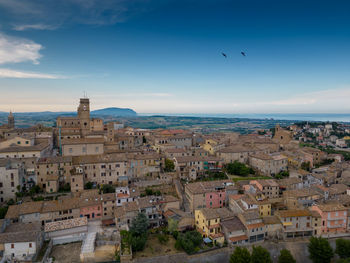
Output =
[
  {"x1": 29, "y1": 243, "x2": 32, "y2": 248},
  {"x1": 11, "y1": 244, "x2": 14, "y2": 248},
  {"x1": 82, "y1": 147, "x2": 87, "y2": 153},
  {"x1": 69, "y1": 148, "x2": 73, "y2": 153}
]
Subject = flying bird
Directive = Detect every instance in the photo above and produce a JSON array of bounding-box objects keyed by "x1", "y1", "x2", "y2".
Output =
[
  {"x1": 241, "y1": 51, "x2": 246, "y2": 57},
  {"x1": 221, "y1": 52, "x2": 227, "y2": 58}
]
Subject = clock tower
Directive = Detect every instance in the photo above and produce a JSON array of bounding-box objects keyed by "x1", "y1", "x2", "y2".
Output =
[{"x1": 77, "y1": 98, "x2": 90, "y2": 136}]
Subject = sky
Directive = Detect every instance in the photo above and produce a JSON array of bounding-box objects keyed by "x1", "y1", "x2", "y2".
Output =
[{"x1": 0, "y1": 0, "x2": 350, "y2": 114}]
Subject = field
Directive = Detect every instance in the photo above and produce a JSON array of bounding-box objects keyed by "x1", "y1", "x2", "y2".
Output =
[
  {"x1": 134, "y1": 234, "x2": 179, "y2": 259},
  {"x1": 0, "y1": 113, "x2": 294, "y2": 134},
  {"x1": 50, "y1": 242, "x2": 82, "y2": 263}
]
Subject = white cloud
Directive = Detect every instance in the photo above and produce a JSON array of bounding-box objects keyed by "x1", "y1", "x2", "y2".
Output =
[
  {"x1": 13, "y1": 24, "x2": 58, "y2": 31},
  {"x1": 0, "y1": 33, "x2": 42, "y2": 64},
  {"x1": 0, "y1": 68, "x2": 64, "y2": 79}
]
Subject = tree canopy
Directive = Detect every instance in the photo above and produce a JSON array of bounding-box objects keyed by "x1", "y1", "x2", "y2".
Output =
[
  {"x1": 278, "y1": 249, "x2": 296, "y2": 263},
  {"x1": 225, "y1": 161, "x2": 254, "y2": 176},
  {"x1": 308, "y1": 237, "x2": 334, "y2": 263},
  {"x1": 335, "y1": 239, "x2": 350, "y2": 259},
  {"x1": 130, "y1": 213, "x2": 149, "y2": 236},
  {"x1": 175, "y1": 230, "x2": 202, "y2": 254},
  {"x1": 230, "y1": 247, "x2": 251, "y2": 263},
  {"x1": 164, "y1": 158, "x2": 175, "y2": 172},
  {"x1": 251, "y1": 246, "x2": 272, "y2": 263}
]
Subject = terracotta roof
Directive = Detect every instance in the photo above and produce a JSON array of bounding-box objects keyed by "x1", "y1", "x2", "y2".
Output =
[
  {"x1": 229, "y1": 235, "x2": 248, "y2": 242},
  {"x1": 263, "y1": 215, "x2": 281, "y2": 225},
  {"x1": 316, "y1": 203, "x2": 347, "y2": 212},
  {"x1": 186, "y1": 180, "x2": 233, "y2": 194},
  {"x1": 276, "y1": 209, "x2": 312, "y2": 218},
  {"x1": 37, "y1": 156, "x2": 72, "y2": 164},
  {"x1": 221, "y1": 216, "x2": 246, "y2": 232},
  {"x1": 61, "y1": 138, "x2": 104, "y2": 145},
  {"x1": 0, "y1": 222, "x2": 41, "y2": 243},
  {"x1": 0, "y1": 141, "x2": 50, "y2": 153}
]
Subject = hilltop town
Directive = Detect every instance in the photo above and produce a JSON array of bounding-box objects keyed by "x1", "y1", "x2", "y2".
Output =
[{"x1": 1, "y1": 98, "x2": 350, "y2": 262}]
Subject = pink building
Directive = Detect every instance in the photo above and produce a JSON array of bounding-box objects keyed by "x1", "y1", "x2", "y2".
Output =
[
  {"x1": 311, "y1": 203, "x2": 347, "y2": 234},
  {"x1": 205, "y1": 189, "x2": 226, "y2": 208},
  {"x1": 80, "y1": 198, "x2": 102, "y2": 220}
]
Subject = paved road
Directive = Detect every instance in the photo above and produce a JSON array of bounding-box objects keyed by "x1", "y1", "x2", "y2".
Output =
[{"x1": 174, "y1": 179, "x2": 190, "y2": 212}]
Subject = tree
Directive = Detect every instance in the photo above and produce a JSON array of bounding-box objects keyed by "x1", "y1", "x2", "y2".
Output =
[
  {"x1": 225, "y1": 161, "x2": 254, "y2": 176},
  {"x1": 130, "y1": 233, "x2": 147, "y2": 251},
  {"x1": 308, "y1": 237, "x2": 334, "y2": 263},
  {"x1": 164, "y1": 159, "x2": 175, "y2": 172},
  {"x1": 230, "y1": 247, "x2": 251, "y2": 263},
  {"x1": 101, "y1": 184, "x2": 115, "y2": 194},
  {"x1": 336, "y1": 239, "x2": 350, "y2": 259},
  {"x1": 0, "y1": 207, "x2": 8, "y2": 219},
  {"x1": 130, "y1": 213, "x2": 149, "y2": 236},
  {"x1": 84, "y1": 182, "x2": 93, "y2": 189},
  {"x1": 301, "y1": 161, "x2": 311, "y2": 171},
  {"x1": 251, "y1": 246, "x2": 272, "y2": 263},
  {"x1": 278, "y1": 249, "x2": 296, "y2": 263},
  {"x1": 168, "y1": 218, "x2": 179, "y2": 234},
  {"x1": 175, "y1": 230, "x2": 202, "y2": 254}
]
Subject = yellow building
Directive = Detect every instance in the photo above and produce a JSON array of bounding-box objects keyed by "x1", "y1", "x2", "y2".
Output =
[
  {"x1": 195, "y1": 208, "x2": 233, "y2": 245},
  {"x1": 258, "y1": 201, "x2": 272, "y2": 217},
  {"x1": 202, "y1": 139, "x2": 218, "y2": 155}
]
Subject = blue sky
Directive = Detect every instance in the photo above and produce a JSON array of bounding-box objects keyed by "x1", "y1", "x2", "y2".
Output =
[{"x1": 0, "y1": 0, "x2": 350, "y2": 113}]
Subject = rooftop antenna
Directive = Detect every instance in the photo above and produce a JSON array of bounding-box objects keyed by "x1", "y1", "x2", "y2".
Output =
[{"x1": 83, "y1": 91, "x2": 87, "y2": 98}]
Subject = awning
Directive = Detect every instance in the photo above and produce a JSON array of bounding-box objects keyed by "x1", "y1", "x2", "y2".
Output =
[{"x1": 203, "y1": 237, "x2": 212, "y2": 244}]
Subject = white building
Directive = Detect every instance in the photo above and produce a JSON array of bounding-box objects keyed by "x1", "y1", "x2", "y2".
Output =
[
  {"x1": 0, "y1": 159, "x2": 24, "y2": 203},
  {"x1": 0, "y1": 222, "x2": 43, "y2": 262}
]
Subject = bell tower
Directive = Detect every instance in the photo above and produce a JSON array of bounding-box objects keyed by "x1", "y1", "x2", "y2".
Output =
[
  {"x1": 8, "y1": 111, "x2": 14, "y2": 129},
  {"x1": 77, "y1": 98, "x2": 90, "y2": 136}
]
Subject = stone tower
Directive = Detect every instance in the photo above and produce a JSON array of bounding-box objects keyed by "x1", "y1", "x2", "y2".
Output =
[
  {"x1": 77, "y1": 98, "x2": 90, "y2": 136},
  {"x1": 8, "y1": 111, "x2": 14, "y2": 129}
]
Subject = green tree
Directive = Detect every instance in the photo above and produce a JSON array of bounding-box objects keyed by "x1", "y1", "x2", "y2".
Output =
[
  {"x1": 230, "y1": 247, "x2": 251, "y2": 263},
  {"x1": 101, "y1": 184, "x2": 115, "y2": 193},
  {"x1": 130, "y1": 213, "x2": 149, "y2": 236},
  {"x1": 336, "y1": 239, "x2": 350, "y2": 259},
  {"x1": 175, "y1": 230, "x2": 202, "y2": 254},
  {"x1": 308, "y1": 237, "x2": 334, "y2": 263},
  {"x1": 0, "y1": 207, "x2": 8, "y2": 219},
  {"x1": 84, "y1": 182, "x2": 93, "y2": 189},
  {"x1": 278, "y1": 249, "x2": 296, "y2": 263},
  {"x1": 130, "y1": 233, "x2": 147, "y2": 251},
  {"x1": 167, "y1": 218, "x2": 179, "y2": 234},
  {"x1": 164, "y1": 159, "x2": 175, "y2": 172},
  {"x1": 337, "y1": 259, "x2": 350, "y2": 263},
  {"x1": 251, "y1": 246, "x2": 272, "y2": 263},
  {"x1": 225, "y1": 161, "x2": 254, "y2": 176},
  {"x1": 145, "y1": 188, "x2": 153, "y2": 195}
]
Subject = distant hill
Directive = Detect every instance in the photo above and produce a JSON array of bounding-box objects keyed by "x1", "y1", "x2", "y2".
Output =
[{"x1": 91, "y1": 107, "x2": 137, "y2": 116}]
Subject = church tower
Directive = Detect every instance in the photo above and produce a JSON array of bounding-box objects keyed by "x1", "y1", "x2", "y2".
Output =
[
  {"x1": 8, "y1": 111, "x2": 14, "y2": 129},
  {"x1": 77, "y1": 98, "x2": 90, "y2": 136}
]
